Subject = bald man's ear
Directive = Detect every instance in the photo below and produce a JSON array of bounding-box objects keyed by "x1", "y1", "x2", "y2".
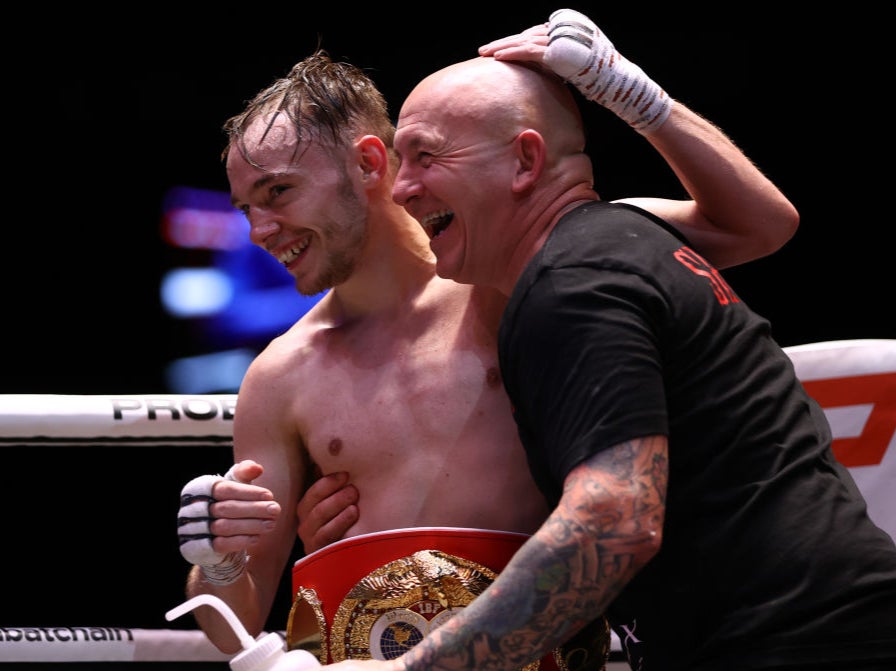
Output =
[
  {"x1": 512, "y1": 129, "x2": 546, "y2": 193},
  {"x1": 355, "y1": 135, "x2": 389, "y2": 187}
]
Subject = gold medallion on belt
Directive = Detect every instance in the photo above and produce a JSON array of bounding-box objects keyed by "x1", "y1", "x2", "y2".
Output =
[{"x1": 287, "y1": 529, "x2": 609, "y2": 671}]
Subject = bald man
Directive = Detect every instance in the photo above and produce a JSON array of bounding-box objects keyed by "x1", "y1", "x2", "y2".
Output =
[{"x1": 323, "y1": 10, "x2": 896, "y2": 671}]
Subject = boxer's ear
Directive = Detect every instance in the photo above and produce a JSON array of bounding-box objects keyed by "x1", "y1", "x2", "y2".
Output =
[{"x1": 355, "y1": 135, "x2": 389, "y2": 186}]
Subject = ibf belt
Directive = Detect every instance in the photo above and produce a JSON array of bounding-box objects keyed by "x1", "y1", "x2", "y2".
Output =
[{"x1": 287, "y1": 527, "x2": 609, "y2": 671}]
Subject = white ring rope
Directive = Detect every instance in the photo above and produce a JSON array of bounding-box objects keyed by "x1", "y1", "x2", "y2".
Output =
[
  {"x1": 0, "y1": 394, "x2": 237, "y2": 447},
  {"x1": 0, "y1": 626, "x2": 267, "y2": 662}
]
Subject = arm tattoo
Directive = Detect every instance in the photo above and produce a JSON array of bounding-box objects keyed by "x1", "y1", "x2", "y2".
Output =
[{"x1": 403, "y1": 436, "x2": 667, "y2": 671}]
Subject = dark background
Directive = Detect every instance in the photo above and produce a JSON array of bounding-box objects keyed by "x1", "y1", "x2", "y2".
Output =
[
  {"x1": 1, "y1": 2, "x2": 890, "y2": 667},
  {"x1": 3, "y1": 4, "x2": 890, "y2": 396}
]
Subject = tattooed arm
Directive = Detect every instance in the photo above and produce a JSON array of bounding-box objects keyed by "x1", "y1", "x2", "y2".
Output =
[{"x1": 326, "y1": 435, "x2": 668, "y2": 671}]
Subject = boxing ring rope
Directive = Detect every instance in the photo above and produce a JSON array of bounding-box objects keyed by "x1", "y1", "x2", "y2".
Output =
[
  {"x1": 0, "y1": 394, "x2": 260, "y2": 664},
  {"x1": 0, "y1": 394, "x2": 238, "y2": 448},
  {"x1": 1, "y1": 340, "x2": 893, "y2": 664},
  {"x1": 0, "y1": 626, "x2": 238, "y2": 663}
]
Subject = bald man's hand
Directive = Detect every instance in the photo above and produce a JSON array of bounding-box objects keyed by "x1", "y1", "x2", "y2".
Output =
[{"x1": 482, "y1": 9, "x2": 673, "y2": 134}]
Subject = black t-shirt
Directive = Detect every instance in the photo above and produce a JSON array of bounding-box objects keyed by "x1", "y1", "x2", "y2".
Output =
[{"x1": 498, "y1": 201, "x2": 896, "y2": 670}]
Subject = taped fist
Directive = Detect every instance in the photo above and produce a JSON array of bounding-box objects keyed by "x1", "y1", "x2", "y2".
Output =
[
  {"x1": 178, "y1": 467, "x2": 249, "y2": 585},
  {"x1": 544, "y1": 8, "x2": 672, "y2": 133},
  {"x1": 178, "y1": 462, "x2": 278, "y2": 586}
]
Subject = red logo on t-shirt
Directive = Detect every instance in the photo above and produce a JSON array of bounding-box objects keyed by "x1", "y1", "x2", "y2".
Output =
[{"x1": 673, "y1": 246, "x2": 739, "y2": 306}]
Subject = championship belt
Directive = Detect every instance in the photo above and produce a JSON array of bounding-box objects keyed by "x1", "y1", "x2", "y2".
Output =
[{"x1": 287, "y1": 527, "x2": 609, "y2": 671}]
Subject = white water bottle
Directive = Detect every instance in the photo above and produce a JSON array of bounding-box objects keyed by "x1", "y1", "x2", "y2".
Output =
[{"x1": 166, "y1": 594, "x2": 320, "y2": 671}]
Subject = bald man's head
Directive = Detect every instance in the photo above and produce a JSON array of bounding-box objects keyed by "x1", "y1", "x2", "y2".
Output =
[
  {"x1": 391, "y1": 56, "x2": 596, "y2": 293},
  {"x1": 398, "y1": 57, "x2": 586, "y2": 158}
]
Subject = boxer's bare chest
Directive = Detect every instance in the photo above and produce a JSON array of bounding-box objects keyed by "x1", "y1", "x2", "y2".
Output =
[{"x1": 297, "y1": 291, "x2": 509, "y2": 478}]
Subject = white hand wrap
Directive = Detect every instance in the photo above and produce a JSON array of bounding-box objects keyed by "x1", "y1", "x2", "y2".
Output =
[
  {"x1": 544, "y1": 9, "x2": 673, "y2": 134},
  {"x1": 177, "y1": 466, "x2": 248, "y2": 585}
]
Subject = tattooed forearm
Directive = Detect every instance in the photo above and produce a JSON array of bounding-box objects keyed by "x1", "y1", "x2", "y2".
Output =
[
  {"x1": 403, "y1": 538, "x2": 582, "y2": 671},
  {"x1": 402, "y1": 436, "x2": 667, "y2": 671}
]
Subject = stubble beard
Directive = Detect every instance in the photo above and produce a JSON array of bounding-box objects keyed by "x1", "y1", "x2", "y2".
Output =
[{"x1": 295, "y1": 177, "x2": 368, "y2": 297}]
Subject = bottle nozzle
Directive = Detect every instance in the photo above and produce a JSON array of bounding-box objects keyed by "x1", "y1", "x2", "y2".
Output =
[
  {"x1": 166, "y1": 594, "x2": 318, "y2": 671},
  {"x1": 165, "y1": 594, "x2": 257, "y2": 650}
]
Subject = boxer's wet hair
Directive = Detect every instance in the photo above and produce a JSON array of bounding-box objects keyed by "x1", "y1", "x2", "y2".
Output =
[{"x1": 223, "y1": 49, "x2": 396, "y2": 169}]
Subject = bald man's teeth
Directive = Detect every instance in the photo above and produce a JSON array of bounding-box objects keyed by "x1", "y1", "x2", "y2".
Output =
[{"x1": 421, "y1": 209, "x2": 454, "y2": 238}]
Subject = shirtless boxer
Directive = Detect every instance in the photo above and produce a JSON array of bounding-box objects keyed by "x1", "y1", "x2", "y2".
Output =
[{"x1": 176, "y1": 9, "x2": 798, "y2": 656}]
